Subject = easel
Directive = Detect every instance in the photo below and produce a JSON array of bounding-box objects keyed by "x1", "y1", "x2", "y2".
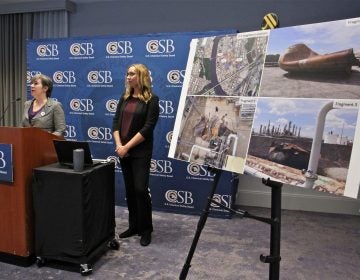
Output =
[{"x1": 179, "y1": 167, "x2": 283, "y2": 280}]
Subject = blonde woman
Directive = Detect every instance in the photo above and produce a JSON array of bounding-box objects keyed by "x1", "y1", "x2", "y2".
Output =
[{"x1": 112, "y1": 64, "x2": 159, "y2": 246}]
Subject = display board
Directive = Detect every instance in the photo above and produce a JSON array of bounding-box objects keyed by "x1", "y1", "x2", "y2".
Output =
[
  {"x1": 27, "y1": 30, "x2": 238, "y2": 217},
  {"x1": 169, "y1": 17, "x2": 360, "y2": 199}
]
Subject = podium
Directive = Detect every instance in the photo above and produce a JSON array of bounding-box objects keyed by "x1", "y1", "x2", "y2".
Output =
[{"x1": 0, "y1": 127, "x2": 62, "y2": 265}]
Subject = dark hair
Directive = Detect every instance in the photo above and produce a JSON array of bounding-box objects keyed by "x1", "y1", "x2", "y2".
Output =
[{"x1": 30, "y1": 74, "x2": 53, "y2": 97}]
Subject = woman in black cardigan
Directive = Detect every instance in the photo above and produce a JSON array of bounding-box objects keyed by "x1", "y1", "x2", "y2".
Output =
[{"x1": 112, "y1": 63, "x2": 159, "y2": 246}]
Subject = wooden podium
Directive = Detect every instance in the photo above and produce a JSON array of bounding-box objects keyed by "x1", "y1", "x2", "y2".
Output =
[{"x1": 0, "y1": 127, "x2": 62, "y2": 265}]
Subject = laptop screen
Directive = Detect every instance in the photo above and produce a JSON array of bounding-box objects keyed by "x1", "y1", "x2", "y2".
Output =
[{"x1": 53, "y1": 140, "x2": 95, "y2": 167}]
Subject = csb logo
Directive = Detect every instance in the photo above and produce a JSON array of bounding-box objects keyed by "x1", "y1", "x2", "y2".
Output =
[
  {"x1": 53, "y1": 71, "x2": 76, "y2": 84},
  {"x1": 165, "y1": 190, "x2": 194, "y2": 205},
  {"x1": 150, "y1": 159, "x2": 173, "y2": 174},
  {"x1": 107, "y1": 156, "x2": 121, "y2": 170},
  {"x1": 70, "y1": 43, "x2": 94, "y2": 56},
  {"x1": 167, "y1": 70, "x2": 185, "y2": 84},
  {"x1": 187, "y1": 163, "x2": 216, "y2": 177},
  {"x1": 146, "y1": 39, "x2": 175, "y2": 54},
  {"x1": 210, "y1": 194, "x2": 232, "y2": 208},
  {"x1": 64, "y1": 125, "x2": 77, "y2": 138},
  {"x1": 159, "y1": 100, "x2": 174, "y2": 115},
  {"x1": 106, "y1": 41, "x2": 133, "y2": 55},
  {"x1": 0, "y1": 151, "x2": 6, "y2": 169},
  {"x1": 88, "y1": 71, "x2": 112, "y2": 84},
  {"x1": 106, "y1": 99, "x2": 118, "y2": 113},
  {"x1": 70, "y1": 99, "x2": 94, "y2": 112},
  {"x1": 88, "y1": 127, "x2": 112, "y2": 141},
  {"x1": 36, "y1": 44, "x2": 59, "y2": 57},
  {"x1": 166, "y1": 131, "x2": 173, "y2": 144},
  {"x1": 26, "y1": 71, "x2": 42, "y2": 83}
]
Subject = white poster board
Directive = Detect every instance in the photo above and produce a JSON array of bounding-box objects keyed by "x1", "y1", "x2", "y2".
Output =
[{"x1": 170, "y1": 18, "x2": 360, "y2": 198}]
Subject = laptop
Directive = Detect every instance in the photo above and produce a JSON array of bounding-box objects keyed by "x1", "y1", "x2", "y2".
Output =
[{"x1": 53, "y1": 140, "x2": 102, "y2": 168}]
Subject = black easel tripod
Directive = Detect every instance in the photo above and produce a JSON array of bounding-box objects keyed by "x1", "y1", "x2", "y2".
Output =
[{"x1": 179, "y1": 167, "x2": 283, "y2": 280}]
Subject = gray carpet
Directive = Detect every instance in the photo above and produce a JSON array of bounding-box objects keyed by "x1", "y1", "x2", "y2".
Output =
[{"x1": 0, "y1": 206, "x2": 359, "y2": 280}]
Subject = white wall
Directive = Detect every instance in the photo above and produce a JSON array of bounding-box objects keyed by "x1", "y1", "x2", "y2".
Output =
[{"x1": 237, "y1": 174, "x2": 359, "y2": 215}]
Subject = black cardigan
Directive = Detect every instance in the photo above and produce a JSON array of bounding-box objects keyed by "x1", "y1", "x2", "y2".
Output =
[{"x1": 112, "y1": 94, "x2": 159, "y2": 157}]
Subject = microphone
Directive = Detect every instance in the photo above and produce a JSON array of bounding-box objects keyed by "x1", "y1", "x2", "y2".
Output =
[{"x1": 0, "y1": 97, "x2": 22, "y2": 125}]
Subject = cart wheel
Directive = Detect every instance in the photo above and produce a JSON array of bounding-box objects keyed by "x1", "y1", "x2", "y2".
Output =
[
  {"x1": 108, "y1": 239, "x2": 120, "y2": 250},
  {"x1": 35, "y1": 256, "x2": 45, "y2": 268},
  {"x1": 80, "y1": 263, "x2": 92, "y2": 276}
]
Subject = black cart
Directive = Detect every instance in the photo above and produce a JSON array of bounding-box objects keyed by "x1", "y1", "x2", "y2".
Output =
[{"x1": 32, "y1": 161, "x2": 119, "y2": 276}]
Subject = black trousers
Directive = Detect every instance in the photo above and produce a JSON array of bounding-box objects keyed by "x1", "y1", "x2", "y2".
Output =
[{"x1": 120, "y1": 156, "x2": 153, "y2": 235}]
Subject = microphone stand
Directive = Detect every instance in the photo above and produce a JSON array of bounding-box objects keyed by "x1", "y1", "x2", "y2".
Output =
[{"x1": 0, "y1": 97, "x2": 21, "y2": 126}]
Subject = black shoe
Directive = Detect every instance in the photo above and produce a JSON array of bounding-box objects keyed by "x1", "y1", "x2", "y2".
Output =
[
  {"x1": 119, "y1": 229, "x2": 137, "y2": 239},
  {"x1": 140, "y1": 232, "x2": 151, "y2": 246}
]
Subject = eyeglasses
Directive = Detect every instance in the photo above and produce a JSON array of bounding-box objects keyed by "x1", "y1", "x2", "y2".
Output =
[{"x1": 126, "y1": 72, "x2": 136, "y2": 77}]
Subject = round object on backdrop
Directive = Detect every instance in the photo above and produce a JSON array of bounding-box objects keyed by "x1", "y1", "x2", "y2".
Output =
[{"x1": 261, "y1": 13, "x2": 280, "y2": 30}]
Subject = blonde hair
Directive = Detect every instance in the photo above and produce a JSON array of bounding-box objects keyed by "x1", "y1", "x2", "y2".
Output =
[{"x1": 123, "y1": 63, "x2": 153, "y2": 103}]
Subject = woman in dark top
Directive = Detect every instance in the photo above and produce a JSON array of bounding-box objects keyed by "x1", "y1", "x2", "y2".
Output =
[{"x1": 112, "y1": 63, "x2": 159, "y2": 246}]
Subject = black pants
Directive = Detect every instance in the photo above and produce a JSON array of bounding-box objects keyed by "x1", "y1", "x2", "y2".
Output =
[{"x1": 120, "y1": 156, "x2": 153, "y2": 235}]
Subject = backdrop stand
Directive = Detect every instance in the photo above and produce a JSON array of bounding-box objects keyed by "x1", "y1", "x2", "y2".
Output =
[{"x1": 179, "y1": 174, "x2": 282, "y2": 280}]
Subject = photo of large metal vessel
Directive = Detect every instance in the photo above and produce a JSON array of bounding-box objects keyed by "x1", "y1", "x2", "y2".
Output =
[{"x1": 278, "y1": 43, "x2": 360, "y2": 75}]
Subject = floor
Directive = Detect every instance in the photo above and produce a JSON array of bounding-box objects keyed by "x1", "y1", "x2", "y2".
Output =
[{"x1": 0, "y1": 206, "x2": 359, "y2": 280}]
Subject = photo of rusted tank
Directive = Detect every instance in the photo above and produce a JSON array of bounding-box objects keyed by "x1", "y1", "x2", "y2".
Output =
[
  {"x1": 278, "y1": 43, "x2": 360, "y2": 75},
  {"x1": 259, "y1": 18, "x2": 360, "y2": 99}
]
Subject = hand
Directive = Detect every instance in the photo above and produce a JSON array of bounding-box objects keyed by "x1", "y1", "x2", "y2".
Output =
[{"x1": 115, "y1": 145, "x2": 129, "y2": 158}]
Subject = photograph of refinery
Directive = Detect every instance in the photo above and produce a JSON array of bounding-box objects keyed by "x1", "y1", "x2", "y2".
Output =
[
  {"x1": 169, "y1": 96, "x2": 255, "y2": 173},
  {"x1": 169, "y1": 31, "x2": 267, "y2": 173},
  {"x1": 245, "y1": 98, "x2": 359, "y2": 197},
  {"x1": 169, "y1": 17, "x2": 360, "y2": 198}
]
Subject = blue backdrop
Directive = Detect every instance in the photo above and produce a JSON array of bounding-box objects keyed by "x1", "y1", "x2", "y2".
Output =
[{"x1": 26, "y1": 31, "x2": 238, "y2": 217}]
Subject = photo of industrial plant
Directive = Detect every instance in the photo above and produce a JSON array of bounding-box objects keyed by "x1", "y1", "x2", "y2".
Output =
[
  {"x1": 245, "y1": 98, "x2": 359, "y2": 196},
  {"x1": 169, "y1": 96, "x2": 255, "y2": 173},
  {"x1": 169, "y1": 17, "x2": 360, "y2": 198}
]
